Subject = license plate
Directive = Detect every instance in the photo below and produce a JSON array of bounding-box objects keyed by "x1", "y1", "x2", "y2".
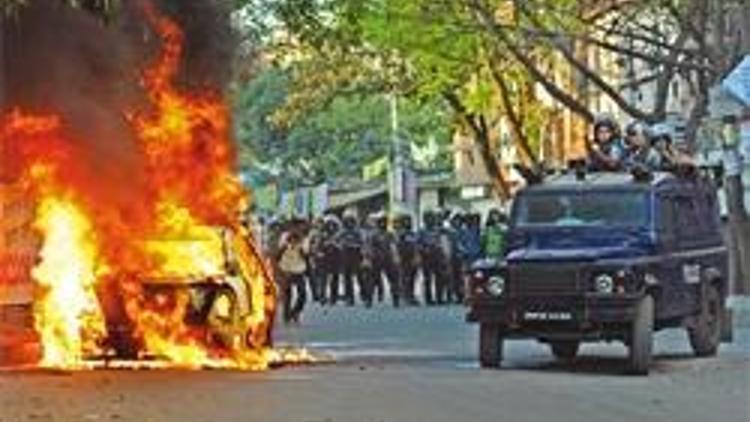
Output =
[{"x1": 523, "y1": 311, "x2": 573, "y2": 321}]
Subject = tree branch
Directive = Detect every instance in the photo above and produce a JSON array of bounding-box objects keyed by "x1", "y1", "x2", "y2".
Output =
[
  {"x1": 486, "y1": 57, "x2": 539, "y2": 166},
  {"x1": 513, "y1": 0, "x2": 650, "y2": 120},
  {"x1": 468, "y1": 0, "x2": 595, "y2": 122},
  {"x1": 442, "y1": 90, "x2": 510, "y2": 198}
]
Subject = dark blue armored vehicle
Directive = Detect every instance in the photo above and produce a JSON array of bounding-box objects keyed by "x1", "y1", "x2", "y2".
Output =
[{"x1": 467, "y1": 171, "x2": 732, "y2": 374}]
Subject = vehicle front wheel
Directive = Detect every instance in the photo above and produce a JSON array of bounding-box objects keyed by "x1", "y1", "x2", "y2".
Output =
[
  {"x1": 550, "y1": 340, "x2": 580, "y2": 361},
  {"x1": 688, "y1": 284, "x2": 722, "y2": 357},
  {"x1": 627, "y1": 295, "x2": 654, "y2": 375},
  {"x1": 479, "y1": 323, "x2": 503, "y2": 368}
]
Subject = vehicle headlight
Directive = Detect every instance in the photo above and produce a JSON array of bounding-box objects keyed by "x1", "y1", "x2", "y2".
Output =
[
  {"x1": 486, "y1": 276, "x2": 506, "y2": 297},
  {"x1": 594, "y1": 274, "x2": 615, "y2": 294}
]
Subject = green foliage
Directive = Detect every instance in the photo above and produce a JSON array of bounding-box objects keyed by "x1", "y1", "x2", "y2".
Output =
[{"x1": 233, "y1": 67, "x2": 452, "y2": 188}]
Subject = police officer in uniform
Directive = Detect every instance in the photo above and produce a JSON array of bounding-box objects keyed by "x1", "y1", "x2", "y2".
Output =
[
  {"x1": 370, "y1": 211, "x2": 402, "y2": 308},
  {"x1": 307, "y1": 217, "x2": 327, "y2": 304},
  {"x1": 359, "y1": 214, "x2": 380, "y2": 307},
  {"x1": 395, "y1": 213, "x2": 420, "y2": 306},
  {"x1": 334, "y1": 209, "x2": 363, "y2": 306},
  {"x1": 419, "y1": 210, "x2": 449, "y2": 305},
  {"x1": 445, "y1": 212, "x2": 465, "y2": 304},
  {"x1": 319, "y1": 214, "x2": 341, "y2": 305}
]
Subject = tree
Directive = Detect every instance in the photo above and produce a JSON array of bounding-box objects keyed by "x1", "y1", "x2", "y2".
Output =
[
  {"x1": 233, "y1": 67, "x2": 452, "y2": 188},
  {"x1": 236, "y1": 0, "x2": 554, "y2": 197}
]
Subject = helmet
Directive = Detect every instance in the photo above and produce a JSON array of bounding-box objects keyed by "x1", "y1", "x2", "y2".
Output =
[
  {"x1": 343, "y1": 207, "x2": 358, "y2": 220},
  {"x1": 649, "y1": 123, "x2": 673, "y2": 145},
  {"x1": 322, "y1": 214, "x2": 341, "y2": 232},
  {"x1": 594, "y1": 114, "x2": 619, "y2": 134},
  {"x1": 370, "y1": 210, "x2": 388, "y2": 229},
  {"x1": 422, "y1": 210, "x2": 437, "y2": 228},
  {"x1": 625, "y1": 120, "x2": 648, "y2": 138},
  {"x1": 395, "y1": 213, "x2": 413, "y2": 231}
]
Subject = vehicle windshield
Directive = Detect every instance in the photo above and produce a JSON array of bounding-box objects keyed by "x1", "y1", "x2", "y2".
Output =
[{"x1": 513, "y1": 191, "x2": 649, "y2": 228}]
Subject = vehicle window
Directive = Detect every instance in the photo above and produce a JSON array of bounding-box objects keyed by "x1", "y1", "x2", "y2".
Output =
[
  {"x1": 702, "y1": 190, "x2": 721, "y2": 236},
  {"x1": 673, "y1": 195, "x2": 704, "y2": 241},
  {"x1": 513, "y1": 191, "x2": 649, "y2": 227},
  {"x1": 656, "y1": 195, "x2": 675, "y2": 235}
]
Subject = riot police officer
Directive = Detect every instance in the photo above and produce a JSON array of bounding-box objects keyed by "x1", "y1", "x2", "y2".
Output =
[
  {"x1": 395, "y1": 213, "x2": 420, "y2": 306},
  {"x1": 318, "y1": 214, "x2": 341, "y2": 305},
  {"x1": 419, "y1": 210, "x2": 450, "y2": 305},
  {"x1": 334, "y1": 209, "x2": 363, "y2": 306},
  {"x1": 307, "y1": 217, "x2": 327, "y2": 304},
  {"x1": 369, "y1": 211, "x2": 402, "y2": 308},
  {"x1": 359, "y1": 214, "x2": 380, "y2": 307},
  {"x1": 446, "y1": 212, "x2": 467, "y2": 304}
]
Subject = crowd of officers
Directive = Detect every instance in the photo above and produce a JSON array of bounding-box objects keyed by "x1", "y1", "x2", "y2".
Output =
[{"x1": 268, "y1": 209, "x2": 508, "y2": 324}]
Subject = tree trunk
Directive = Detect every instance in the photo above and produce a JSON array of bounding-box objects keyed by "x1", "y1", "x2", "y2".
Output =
[{"x1": 443, "y1": 91, "x2": 510, "y2": 199}]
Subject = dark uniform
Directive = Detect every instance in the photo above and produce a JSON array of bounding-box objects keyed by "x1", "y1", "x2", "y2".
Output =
[
  {"x1": 334, "y1": 213, "x2": 362, "y2": 306},
  {"x1": 395, "y1": 214, "x2": 420, "y2": 306},
  {"x1": 369, "y1": 213, "x2": 402, "y2": 308},
  {"x1": 318, "y1": 215, "x2": 341, "y2": 305},
  {"x1": 446, "y1": 213, "x2": 466, "y2": 304},
  {"x1": 419, "y1": 211, "x2": 450, "y2": 305},
  {"x1": 359, "y1": 218, "x2": 377, "y2": 306},
  {"x1": 307, "y1": 218, "x2": 327, "y2": 303}
]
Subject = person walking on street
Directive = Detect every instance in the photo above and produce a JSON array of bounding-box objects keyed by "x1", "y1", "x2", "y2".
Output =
[{"x1": 276, "y1": 225, "x2": 309, "y2": 324}]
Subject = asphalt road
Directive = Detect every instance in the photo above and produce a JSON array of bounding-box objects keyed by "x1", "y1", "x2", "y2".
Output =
[{"x1": 1, "y1": 301, "x2": 748, "y2": 422}]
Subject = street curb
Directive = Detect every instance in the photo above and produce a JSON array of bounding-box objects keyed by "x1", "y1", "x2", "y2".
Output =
[{"x1": 728, "y1": 295, "x2": 750, "y2": 328}]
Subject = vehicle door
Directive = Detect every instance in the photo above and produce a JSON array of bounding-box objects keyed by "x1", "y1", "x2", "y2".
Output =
[
  {"x1": 654, "y1": 190, "x2": 684, "y2": 319},
  {"x1": 671, "y1": 185, "x2": 715, "y2": 315}
]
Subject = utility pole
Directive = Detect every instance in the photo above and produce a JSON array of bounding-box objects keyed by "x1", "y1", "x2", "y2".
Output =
[{"x1": 389, "y1": 92, "x2": 403, "y2": 215}]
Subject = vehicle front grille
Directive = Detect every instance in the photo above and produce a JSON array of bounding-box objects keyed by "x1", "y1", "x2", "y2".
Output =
[{"x1": 509, "y1": 264, "x2": 581, "y2": 295}]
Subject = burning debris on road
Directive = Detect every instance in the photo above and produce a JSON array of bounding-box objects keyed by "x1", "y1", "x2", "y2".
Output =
[{"x1": 0, "y1": 0, "x2": 312, "y2": 370}]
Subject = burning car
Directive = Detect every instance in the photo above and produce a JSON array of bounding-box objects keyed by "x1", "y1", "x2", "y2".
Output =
[
  {"x1": 98, "y1": 225, "x2": 276, "y2": 363},
  {"x1": 0, "y1": 2, "x2": 280, "y2": 370}
]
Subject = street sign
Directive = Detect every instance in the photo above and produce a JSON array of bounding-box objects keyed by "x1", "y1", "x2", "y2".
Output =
[{"x1": 722, "y1": 56, "x2": 750, "y2": 108}]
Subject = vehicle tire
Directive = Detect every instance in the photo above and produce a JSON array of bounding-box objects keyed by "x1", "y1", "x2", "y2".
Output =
[
  {"x1": 688, "y1": 284, "x2": 722, "y2": 357},
  {"x1": 479, "y1": 323, "x2": 503, "y2": 368},
  {"x1": 627, "y1": 295, "x2": 654, "y2": 375},
  {"x1": 550, "y1": 340, "x2": 580, "y2": 361}
]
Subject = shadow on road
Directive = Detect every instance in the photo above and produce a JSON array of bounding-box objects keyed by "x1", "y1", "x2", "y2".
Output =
[{"x1": 498, "y1": 352, "x2": 716, "y2": 376}]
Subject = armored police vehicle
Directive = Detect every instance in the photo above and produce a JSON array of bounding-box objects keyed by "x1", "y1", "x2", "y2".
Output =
[{"x1": 467, "y1": 170, "x2": 732, "y2": 374}]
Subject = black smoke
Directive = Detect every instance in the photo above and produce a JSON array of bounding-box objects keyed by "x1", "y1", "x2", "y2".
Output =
[{"x1": 0, "y1": 0, "x2": 236, "y2": 194}]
